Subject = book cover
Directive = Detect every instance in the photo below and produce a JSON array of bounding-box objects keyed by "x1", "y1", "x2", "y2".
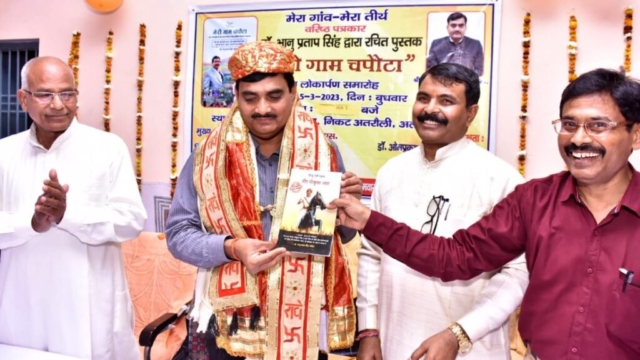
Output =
[{"x1": 277, "y1": 169, "x2": 342, "y2": 257}]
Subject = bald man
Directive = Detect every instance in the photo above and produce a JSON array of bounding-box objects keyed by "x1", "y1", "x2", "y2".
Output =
[{"x1": 0, "y1": 57, "x2": 146, "y2": 360}]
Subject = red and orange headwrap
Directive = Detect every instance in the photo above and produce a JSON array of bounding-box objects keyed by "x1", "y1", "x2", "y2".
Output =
[{"x1": 228, "y1": 41, "x2": 296, "y2": 81}]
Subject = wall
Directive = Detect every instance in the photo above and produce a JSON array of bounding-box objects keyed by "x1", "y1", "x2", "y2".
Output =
[{"x1": 1, "y1": 0, "x2": 638, "y2": 182}]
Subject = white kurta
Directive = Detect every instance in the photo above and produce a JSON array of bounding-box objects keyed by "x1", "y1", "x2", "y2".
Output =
[
  {"x1": 358, "y1": 138, "x2": 529, "y2": 360},
  {"x1": 0, "y1": 120, "x2": 146, "y2": 360}
]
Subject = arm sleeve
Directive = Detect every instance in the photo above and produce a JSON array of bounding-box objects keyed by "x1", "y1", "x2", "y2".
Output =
[
  {"x1": 165, "y1": 151, "x2": 232, "y2": 269},
  {"x1": 457, "y1": 253, "x2": 528, "y2": 342},
  {"x1": 355, "y1": 179, "x2": 384, "y2": 331},
  {"x1": 203, "y1": 72, "x2": 212, "y2": 90},
  {"x1": 0, "y1": 211, "x2": 40, "y2": 249},
  {"x1": 427, "y1": 40, "x2": 439, "y2": 70},
  {"x1": 361, "y1": 187, "x2": 527, "y2": 282},
  {"x1": 456, "y1": 169, "x2": 528, "y2": 341},
  {"x1": 56, "y1": 139, "x2": 147, "y2": 245},
  {"x1": 474, "y1": 41, "x2": 485, "y2": 76}
]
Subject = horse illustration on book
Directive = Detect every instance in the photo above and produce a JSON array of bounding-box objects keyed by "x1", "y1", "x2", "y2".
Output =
[{"x1": 297, "y1": 188, "x2": 327, "y2": 233}]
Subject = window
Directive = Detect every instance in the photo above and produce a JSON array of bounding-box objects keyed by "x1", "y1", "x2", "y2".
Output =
[{"x1": 0, "y1": 39, "x2": 39, "y2": 139}]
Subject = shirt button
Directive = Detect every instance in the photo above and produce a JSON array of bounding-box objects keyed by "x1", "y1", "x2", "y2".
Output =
[
  {"x1": 268, "y1": 162, "x2": 272, "y2": 166},
  {"x1": 578, "y1": 306, "x2": 584, "y2": 313},
  {"x1": 593, "y1": 230, "x2": 600, "y2": 236},
  {"x1": 587, "y1": 268, "x2": 593, "y2": 274},
  {"x1": 571, "y1": 347, "x2": 578, "y2": 353}
]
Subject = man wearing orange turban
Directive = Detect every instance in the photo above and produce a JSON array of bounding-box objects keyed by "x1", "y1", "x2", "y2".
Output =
[{"x1": 166, "y1": 41, "x2": 361, "y2": 360}]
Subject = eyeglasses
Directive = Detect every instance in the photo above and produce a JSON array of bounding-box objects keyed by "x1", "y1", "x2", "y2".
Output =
[
  {"x1": 24, "y1": 90, "x2": 79, "y2": 104},
  {"x1": 551, "y1": 119, "x2": 632, "y2": 136},
  {"x1": 421, "y1": 195, "x2": 451, "y2": 234}
]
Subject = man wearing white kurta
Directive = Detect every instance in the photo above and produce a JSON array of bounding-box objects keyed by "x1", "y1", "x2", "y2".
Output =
[
  {"x1": 357, "y1": 63, "x2": 528, "y2": 360},
  {"x1": 0, "y1": 57, "x2": 146, "y2": 360}
]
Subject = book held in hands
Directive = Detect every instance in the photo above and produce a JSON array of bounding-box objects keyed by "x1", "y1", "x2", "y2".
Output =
[{"x1": 277, "y1": 169, "x2": 341, "y2": 256}]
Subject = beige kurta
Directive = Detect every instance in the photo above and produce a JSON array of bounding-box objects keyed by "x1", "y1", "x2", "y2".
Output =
[{"x1": 0, "y1": 120, "x2": 146, "y2": 359}]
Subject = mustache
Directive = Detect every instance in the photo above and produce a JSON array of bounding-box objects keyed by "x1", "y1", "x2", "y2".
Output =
[
  {"x1": 417, "y1": 112, "x2": 448, "y2": 126},
  {"x1": 564, "y1": 143, "x2": 606, "y2": 157},
  {"x1": 252, "y1": 113, "x2": 277, "y2": 120}
]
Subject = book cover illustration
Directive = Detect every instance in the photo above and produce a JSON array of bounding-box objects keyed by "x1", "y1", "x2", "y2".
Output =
[{"x1": 277, "y1": 169, "x2": 342, "y2": 257}]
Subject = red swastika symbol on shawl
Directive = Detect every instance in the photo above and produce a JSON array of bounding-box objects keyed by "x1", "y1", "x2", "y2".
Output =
[
  {"x1": 297, "y1": 126, "x2": 314, "y2": 140},
  {"x1": 287, "y1": 258, "x2": 306, "y2": 274},
  {"x1": 283, "y1": 326, "x2": 302, "y2": 343}
]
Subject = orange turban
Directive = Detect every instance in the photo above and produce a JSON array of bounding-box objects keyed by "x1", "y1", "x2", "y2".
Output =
[{"x1": 228, "y1": 41, "x2": 296, "y2": 81}]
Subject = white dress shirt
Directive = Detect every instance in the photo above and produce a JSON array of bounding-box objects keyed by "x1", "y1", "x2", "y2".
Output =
[
  {"x1": 0, "y1": 119, "x2": 146, "y2": 360},
  {"x1": 358, "y1": 138, "x2": 529, "y2": 360}
]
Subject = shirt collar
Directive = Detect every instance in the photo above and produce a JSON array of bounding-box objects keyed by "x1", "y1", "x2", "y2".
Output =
[
  {"x1": 250, "y1": 133, "x2": 280, "y2": 158},
  {"x1": 420, "y1": 137, "x2": 469, "y2": 164},
  {"x1": 448, "y1": 36, "x2": 464, "y2": 45},
  {"x1": 29, "y1": 117, "x2": 78, "y2": 151},
  {"x1": 560, "y1": 164, "x2": 640, "y2": 216},
  {"x1": 618, "y1": 165, "x2": 640, "y2": 216},
  {"x1": 558, "y1": 171, "x2": 577, "y2": 203}
]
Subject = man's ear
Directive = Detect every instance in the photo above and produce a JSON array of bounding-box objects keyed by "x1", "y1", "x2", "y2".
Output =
[
  {"x1": 17, "y1": 89, "x2": 29, "y2": 112},
  {"x1": 631, "y1": 123, "x2": 640, "y2": 151},
  {"x1": 465, "y1": 104, "x2": 479, "y2": 127}
]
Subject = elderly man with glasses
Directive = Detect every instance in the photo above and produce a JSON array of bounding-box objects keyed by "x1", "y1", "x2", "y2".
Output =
[
  {"x1": 0, "y1": 56, "x2": 146, "y2": 360},
  {"x1": 332, "y1": 68, "x2": 640, "y2": 360},
  {"x1": 355, "y1": 63, "x2": 528, "y2": 360}
]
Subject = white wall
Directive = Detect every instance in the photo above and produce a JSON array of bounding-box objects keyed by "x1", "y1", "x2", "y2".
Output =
[{"x1": 1, "y1": 0, "x2": 638, "y2": 181}]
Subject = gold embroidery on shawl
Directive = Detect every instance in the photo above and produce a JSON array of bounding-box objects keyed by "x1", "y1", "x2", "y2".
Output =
[
  {"x1": 195, "y1": 101, "x2": 355, "y2": 359},
  {"x1": 307, "y1": 255, "x2": 325, "y2": 358},
  {"x1": 327, "y1": 305, "x2": 357, "y2": 349},
  {"x1": 265, "y1": 111, "x2": 295, "y2": 360}
]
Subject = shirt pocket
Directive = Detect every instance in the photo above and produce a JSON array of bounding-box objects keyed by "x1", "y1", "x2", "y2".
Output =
[
  {"x1": 606, "y1": 278, "x2": 640, "y2": 351},
  {"x1": 64, "y1": 166, "x2": 110, "y2": 206},
  {"x1": 437, "y1": 203, "x2": 487, "y2": 237},
  {"x1": 85, "y1": 186, "x2": 108, "y2": 205}
]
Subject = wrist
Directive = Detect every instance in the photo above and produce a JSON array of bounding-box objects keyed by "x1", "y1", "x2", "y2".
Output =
[
  {"x1": 446, "y1": 327, "x2": 459, "y2": 349},
  {"x1": 31, "y1": 215, "x2": 50, "y2": 233},
  {"x1": 223, "y1": 237, "x2": 236, "y2": 260},
  {"x1": 448, "y1": 322, "x2": 472, "y2": 354},
  {"x1": 356, "y1": 329, "x2": 379, "y2": 341}
]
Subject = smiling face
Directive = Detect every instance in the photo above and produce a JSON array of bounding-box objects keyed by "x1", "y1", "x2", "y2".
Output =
[
  {"x1": 17, "y1": 58, "x2": 77, "y2": 141},
  {"x1": 237, "y1": 73, "x2": 297, "y2": 143},
  {"x1": 412, "y1": 74, "x2": 478, "y2": 149},
  {"x1": 558, "y1": 93, "x2": 640, "y2": 186}
]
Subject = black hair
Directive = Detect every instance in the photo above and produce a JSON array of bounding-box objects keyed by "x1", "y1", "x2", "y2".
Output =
[
  {"x1": 211, "y1": 55, "x2": 220, "y2": 63},
  {"x1": 560, "y1": 68, "x2": 640, "y2": 130},
  {"x1": 234, "y1": 72, "x2": 296, "y2": 92},
  {"x1": 418, "y1": 63, "x2": 480, "y2": 106},
  {"x1": 447, "y1": 12, "x2": 467, "y2": 24}
]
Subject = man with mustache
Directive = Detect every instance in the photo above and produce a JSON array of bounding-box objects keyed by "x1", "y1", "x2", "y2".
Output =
[
  {"x1": 0, "y1": 57, "x2": 147, "y2": 359},
  {"x1": 356, "y1": 63, "x2": 527, "y2": 360},
  {"x1": 427, "y1": 12, "x2": 484, "y2": 76},
  {"x1": 331, "y1": 67, "x2": 640, "y2": 360},
  {"x1": 203, "y1": 55, "x2": 230, "y2": 107},
  {"x1": 166, "y1": 41, "x2": 362, "y2": 360}
]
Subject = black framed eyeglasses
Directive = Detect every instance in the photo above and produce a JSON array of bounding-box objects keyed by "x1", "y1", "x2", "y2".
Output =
[{"x1": 421, "y1": 195, "x2": 451, "y2": 234}]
